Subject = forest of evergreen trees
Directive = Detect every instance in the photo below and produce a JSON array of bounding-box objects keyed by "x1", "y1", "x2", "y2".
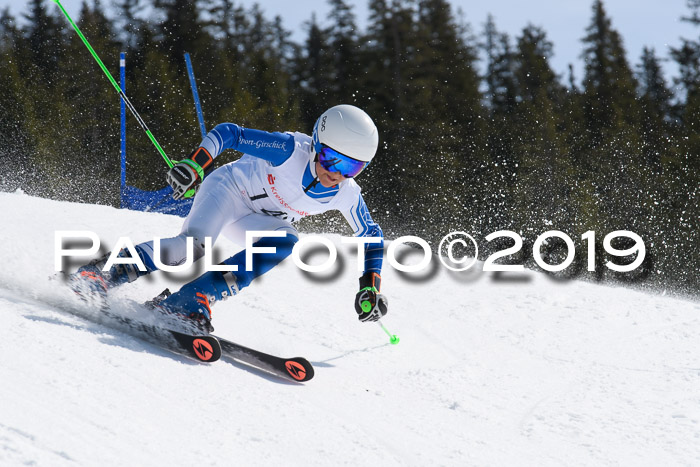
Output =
[{"x1": 0, "y1": 0, "x2": 698, "y2": 295}]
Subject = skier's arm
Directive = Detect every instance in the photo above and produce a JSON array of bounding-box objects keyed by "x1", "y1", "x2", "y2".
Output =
[
  {"x1": 341, "y1": 194, "x2": 388, "y2": 322},
  {"x1": 167, "y1": 123, "x2": 295, "y2": 199},
  {"x1": 341, "y1": 193, "x2": 384, "y2": 276},
  {"x1": 199, "y1": 123, "x2": 295, "y2": 165}
]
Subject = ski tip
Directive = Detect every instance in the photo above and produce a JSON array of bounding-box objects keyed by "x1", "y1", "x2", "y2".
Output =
[{"x1": 284, "y1": 358, "x2": 314, "y2": 382}]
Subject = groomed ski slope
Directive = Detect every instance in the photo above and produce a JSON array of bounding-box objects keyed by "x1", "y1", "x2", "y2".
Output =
[{"x1": 0, "y1": 190, "x2": 698, "y2": 466}]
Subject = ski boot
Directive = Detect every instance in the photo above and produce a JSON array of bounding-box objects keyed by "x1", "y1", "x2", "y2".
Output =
[
  {"x1": 66, "y1": 249, "x2": 151, "y2": 298},
  {"x1": 146, "y1": 288, "x2": 215, "y2": 333},
  {"x1": 68, "y1": 264, "x2": 109, "y2": 301},
  {"x1": 65, "y1": 256, "x2": 111, "y2": 302},
  {"x1": 147, "y1": 268, "x2": 241, "y2": 333}
]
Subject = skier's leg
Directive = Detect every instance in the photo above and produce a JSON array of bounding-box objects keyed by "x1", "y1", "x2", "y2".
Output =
[
  {"x1": 74, "y1": 166, "x2": 248, "y2": 289},
  {"x1": 157, "y1": 214, "x2": 298, "y2": 322},
  {"x1": 124, "y1": 171, "x2": 246, "y2": 282}
]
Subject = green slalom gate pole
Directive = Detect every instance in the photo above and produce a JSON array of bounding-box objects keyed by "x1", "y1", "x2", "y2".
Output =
[{"x1": 52, "y1": 0, "x2": 176, "y2": 172}]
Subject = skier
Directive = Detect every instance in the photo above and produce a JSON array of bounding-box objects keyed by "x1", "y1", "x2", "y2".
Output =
[{"x1": 71, "y1": 104, "x2": 388, "y2": 331}]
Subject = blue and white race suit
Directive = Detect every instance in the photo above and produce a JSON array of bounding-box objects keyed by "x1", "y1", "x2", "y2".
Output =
[{"x1": 136, "y1": 123, "x2": 383, "y2": 301}]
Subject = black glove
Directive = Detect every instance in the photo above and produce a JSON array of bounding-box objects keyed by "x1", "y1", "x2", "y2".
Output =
[
  {"x1": 167, "y1": 147, "x2": 214, "y2": 200},
  {"x1": 354, "y1": 272, "x2": 388, "y2": 322}
]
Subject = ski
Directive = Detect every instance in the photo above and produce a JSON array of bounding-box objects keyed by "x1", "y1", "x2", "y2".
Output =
[
  {"x1": 98, "y1": 306, "x2": 222, "y2": 363},
  {"x1": 169, "y1": 331, "x2": 221, "y2": 362},
  {"x1": 65, "y1": 281, "x2": 223, "y2": 362},
  {"x1": 61, "y1": 283, "x2": 221, "y2": 363},
  {"x1": 214, "y1": 336, "x2": 314, "y2": 382},
  {"x1": 59, "y1": 278, "x2": 307, "y2": 371}
]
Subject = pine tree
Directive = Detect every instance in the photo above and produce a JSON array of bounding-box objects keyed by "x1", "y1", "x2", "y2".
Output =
[
  {"x1": 327, "y1": 0, "x2": 360, "y2": 103},
  {"x1": 636, "y1": 47, "x2": 672, "y2": 171},
  {"x1": 351, "y1": 0, "x2": 418, "y2": 237},
  {"x1": 580, "y1": 0, "x2": 641, "y2": 147},
  {"x1": 362, "y1": 0, "x2": 415, "y2": 127},
  {"x1": 114, "y1": 0, "x2": 145, "y2": 51},
  {"x1": 482, "y1": 15, "x2": 517, "y2": 115},
  {"x1": 671, "y1": 1, "x2": 700, "y2": 135},
  {"x1": 510, "y1": 25, "x2": 576, "y2": 237},
  {"x1": 153, "y1": 0, "x2": 209, "y2": 74},
  {"x1": 241, "y1": 7, "x2": 297, "y2": 129},
  {"x1": 292, "y1": 14, "x2": 333, "y2": 129},
  {"x1": 0, "y1": 8, "x2": 34, "y2": 192},
  {"x1": 480, "y1": 15, "x2": 519, "y2": 233},
  {"x1": 20, "y1": 0, "x2": 77, "y2": 198},
  {"x1": 662, "y1": 0, "x2": 700, "y2": 293},
  {"x1": 579, "y1": 0, "x2": 647, "y2": 240},
  {"x1": 43, "y1": 1, "x2": 121, "y2": 204},
  {"x1": 199, "y1": 0, "x2": 249, "y2": 128},
  {"x1": 406, "y1": 0, "x2": 485, "y2": 235},
  {"x1": 23, "y1": 0, "x2": 66, "y2": 80},
  {"x1": 203, "y1": 0, "x2": 249, "y2": 72}
]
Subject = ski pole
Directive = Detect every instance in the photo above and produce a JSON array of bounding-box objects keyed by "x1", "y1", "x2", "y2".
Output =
[
  {"x1": 52, "y1": 0, "x2": 176, "y2": 172},
  {"x1": 361, "y1": 298, "x2": 399, "y2": 344},
  {"x1": 378, "y1": 319, "x2": 400, "y2": 345}
]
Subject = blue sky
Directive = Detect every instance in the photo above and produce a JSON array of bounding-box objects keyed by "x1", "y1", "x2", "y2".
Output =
[{"x1": 3, "y1": 0, "x2": 697, "y2": 83}]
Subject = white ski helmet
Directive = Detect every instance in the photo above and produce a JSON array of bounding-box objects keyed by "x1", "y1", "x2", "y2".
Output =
[{"x1": 312, "y1": 104, "x2": 379, "y2": 164}]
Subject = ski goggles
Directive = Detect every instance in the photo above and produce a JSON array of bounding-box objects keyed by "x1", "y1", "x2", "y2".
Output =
[{"x1": 316, "y1": 144, "x2": 368, "y2": 178}]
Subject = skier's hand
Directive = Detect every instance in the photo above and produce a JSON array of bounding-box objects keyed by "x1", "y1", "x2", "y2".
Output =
[
  {"x1": 355, "y1": 289, "x2": 388, "y2": 322},
  {"x1": 354, "y1": 272, "x2": 388, "y2": 322},
  {"x1": 167, "y1": 162, "x2": 199, "y2": 200},
  {"x1": 167, "y1": 147, "x2": 214, "y2": 200}
]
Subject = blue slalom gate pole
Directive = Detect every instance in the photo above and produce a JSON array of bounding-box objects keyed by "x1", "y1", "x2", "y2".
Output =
[
  {"x1": 120, "y1": 52, "x2": 126, "y2": 208},
  {"x1": 184, "y1": 52, "x2": 207, "y2": 139},
  {"x1": 147, "y1": 53, "x2": 207, "y2": 212}
]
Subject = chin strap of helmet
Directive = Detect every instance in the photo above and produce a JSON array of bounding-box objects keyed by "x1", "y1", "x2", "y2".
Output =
[{"x1": 304, "y1": 177, "x2": 320, "y2": 193}]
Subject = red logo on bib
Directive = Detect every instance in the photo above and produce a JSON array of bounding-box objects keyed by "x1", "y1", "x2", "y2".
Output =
[{"x1": 268, "y1": 174, "x2": 275, "y2": 184}]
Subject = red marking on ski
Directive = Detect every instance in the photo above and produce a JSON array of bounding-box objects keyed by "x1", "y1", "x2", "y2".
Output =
[
  {"x1": 285, "y1": 361, "x2": 307, "y2": 381},
  {"x1": 193, "y1": 338, "x2": 215, "y2": 361}
]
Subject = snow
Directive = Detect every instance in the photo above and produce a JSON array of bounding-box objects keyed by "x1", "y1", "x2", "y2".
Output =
[{"x1": 1, "y1": 190, "x2": 699, "y2": 466}]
